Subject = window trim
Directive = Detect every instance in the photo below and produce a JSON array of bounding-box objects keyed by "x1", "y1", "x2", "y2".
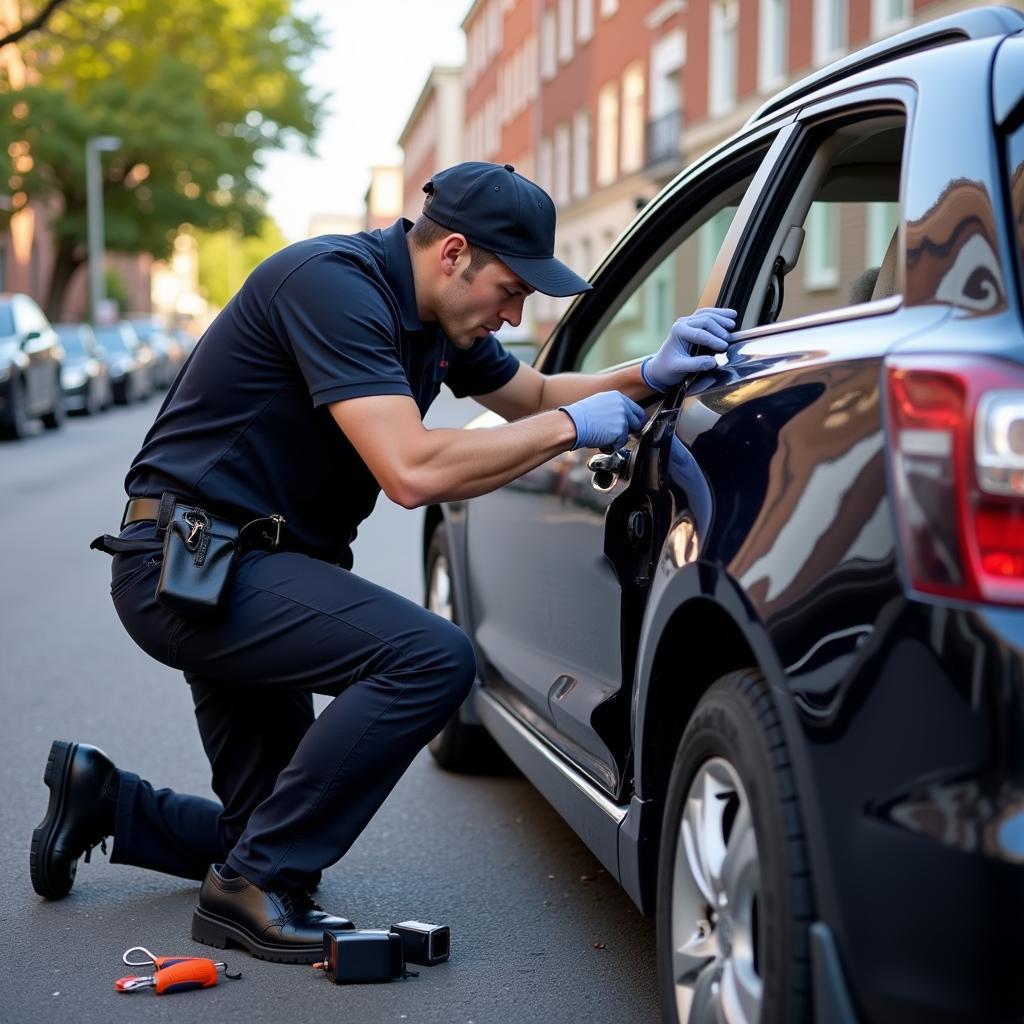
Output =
[
  {"x1": 539, "y1": 119, "x2": 797, "y2": 376},
  {"x1": 729, "y1": 87, "x2": 916, "y2": 340}
]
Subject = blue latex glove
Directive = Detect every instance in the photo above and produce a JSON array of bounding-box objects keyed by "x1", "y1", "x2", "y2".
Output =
[
  {"x1": 641, "y1": 307, "x2": 737, "y2": 392},
  {"x1": 559, "y1": 390, "x2": 647, "y2": 451}
]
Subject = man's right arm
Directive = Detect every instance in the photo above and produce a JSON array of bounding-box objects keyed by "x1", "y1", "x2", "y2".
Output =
[{"x1": 329, "y1": 394, "x2": 578, "y2": 508}]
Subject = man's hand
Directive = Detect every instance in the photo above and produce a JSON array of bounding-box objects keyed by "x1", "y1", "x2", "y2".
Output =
[
  {"x1": 641, "y1": 307, "x2": 737, "y2": 393},
  {"x1": 559, "y1": 391, "x2": 647, "y2": 451}
]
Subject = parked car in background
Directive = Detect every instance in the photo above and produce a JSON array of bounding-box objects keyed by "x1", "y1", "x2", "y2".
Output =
[
  {"x1": 54, "y1": 323, "x2": 112, "y2": 416},
  {"x1": 173, "y1": 326, "x2": 200, "y2": 359},
  {"x1": 92, "y1": 322, "x2": 153, "y2": 405},
  {"x1": 423, "y1": 9, "x2": 1024, "y2": 1024},
  {"x1": 127, "y1": 314, "x2": 185, "y2": 389},
  {"x1": 0, "y1": 293, "x2": 65, "y2": 439}
]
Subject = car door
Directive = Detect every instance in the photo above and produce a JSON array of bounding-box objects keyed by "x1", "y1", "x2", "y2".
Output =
[
  {"x1": 13, "y1": 296, "x2": 51, "y2": 414},
  {"x1": 462, "y1": 119, "x2": 796, "y2": 794}
]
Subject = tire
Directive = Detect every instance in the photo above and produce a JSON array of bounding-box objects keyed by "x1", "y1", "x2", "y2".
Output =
[
  {"x1": 656, "y1": 670, "x2": 812, "y2": 1024},
  {"x1": 424, "y1": 524, "x2": 510, "y2": 774},
  {"x1": 41, "y1": 376, "x2": 65, "y2": 430},
  {"x1": 1, "y1": 376, "x2": 31, "y2": 439}
]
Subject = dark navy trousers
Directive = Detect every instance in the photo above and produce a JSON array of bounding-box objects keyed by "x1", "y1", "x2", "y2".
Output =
[{"x1": 107, "y1": 522, "x2": 475, "y2": 891}]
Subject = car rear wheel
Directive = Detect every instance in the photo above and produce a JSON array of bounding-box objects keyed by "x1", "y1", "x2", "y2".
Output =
[
  {"x1": 657, "y1": 670, "x2": 812, "y2": 1024},
  {"x1": 41, "y1": 376, "x2": 65, "y2": 430},
  {"x1": 2, "y1": 377, "x2": 31, "y2": 439},
  {"x1": 424, "y1": 524, "x2": 509, "y2": 774}
]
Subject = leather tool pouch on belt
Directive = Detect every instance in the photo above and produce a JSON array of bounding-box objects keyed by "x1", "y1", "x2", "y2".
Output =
[
  {"x1": 92, "y1": 492, "x2": 286, "y2": 620},
  {"x1": 156, "y1": 501, "x2": 239, "y2": 619}
]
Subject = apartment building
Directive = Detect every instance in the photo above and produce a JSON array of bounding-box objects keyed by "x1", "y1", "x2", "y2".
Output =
[
  {"x1": 399, "y1": 66, "x2": 466, "y2": 222},
  {"x1": 401, "y1": 0, "x2": 976, "y2": 340}
]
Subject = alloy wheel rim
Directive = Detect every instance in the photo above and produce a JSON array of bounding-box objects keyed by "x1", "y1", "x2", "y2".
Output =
[
  {"x1": 672, "y1": 757, "x2": 762, "y2": 1024},
  {"x1": 428, "y1": 554, "x2": 453, "y2": 621}
]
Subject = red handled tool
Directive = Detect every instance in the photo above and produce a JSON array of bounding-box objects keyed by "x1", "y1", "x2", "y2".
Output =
[{"x1": 115, "y1": 945, "x2": 241, "y2": 995}]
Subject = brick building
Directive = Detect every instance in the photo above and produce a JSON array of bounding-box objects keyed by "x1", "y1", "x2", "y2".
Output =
[
  {"x1": 397, "y1": 0, "x2": 985, "y2": 341},
  {"x1": 399, "y1": 66, "x2": 465, "y2": 222}
]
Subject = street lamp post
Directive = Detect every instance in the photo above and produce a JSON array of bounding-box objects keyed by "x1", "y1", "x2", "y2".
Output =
[{"x1": 85, "y1": 135, "x2": 122, "y2": 321}]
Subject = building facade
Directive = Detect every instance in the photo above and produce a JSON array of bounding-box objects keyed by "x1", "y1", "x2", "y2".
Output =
[
  {"x1": 399, "y1": 0, "x2": 979, "y2": 342},
  {"x1": 399, "y1": 66, "x2": 465, "y2": 222}
]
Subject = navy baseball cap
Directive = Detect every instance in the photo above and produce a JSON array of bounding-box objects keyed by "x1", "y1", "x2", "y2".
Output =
[{"x1": 421, "y1": 161, "x2": 592, "y2": 297}]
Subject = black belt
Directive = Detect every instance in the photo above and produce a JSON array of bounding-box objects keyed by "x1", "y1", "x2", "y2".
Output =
[{"x1": 120, "y1": 495, "x2": 287, "y2": 552}]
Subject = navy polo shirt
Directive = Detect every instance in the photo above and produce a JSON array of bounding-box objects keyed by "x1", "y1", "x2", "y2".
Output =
[{"x1": 126, "y1": 219, "x2": 520, "y2": 564}]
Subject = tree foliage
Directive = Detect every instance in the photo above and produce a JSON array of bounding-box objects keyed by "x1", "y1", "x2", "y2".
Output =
[
  {"x1": 196, "y1": 218, "x2": 288, "y2": 311},
  {"x1": 0, "y1": 0, "x2": 324, "y2": 316}
]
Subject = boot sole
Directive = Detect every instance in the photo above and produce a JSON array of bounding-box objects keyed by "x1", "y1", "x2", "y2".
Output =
[
  {"x1": 30, "y1": 740, "x2": 76, "y2": 900},
  {"x1": 192, "y1": 907, "x2": 323, "y2": 964}
]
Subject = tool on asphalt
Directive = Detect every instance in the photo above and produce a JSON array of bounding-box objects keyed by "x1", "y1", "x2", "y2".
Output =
[
  {"x1": 314, "y1": 928, "x2": 414, "y2": 983},
  {"x1": 115, "y1": 945, "x2": 241, "y2": 994},
  {"x1": 390, "y1": 920, "x2": 451, "y2": 966}
]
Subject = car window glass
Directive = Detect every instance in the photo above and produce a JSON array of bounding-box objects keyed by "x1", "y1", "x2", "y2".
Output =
[
  {"x1": 750, "y1": 115, "x2": 905, "y2": 328},
  {"x1": 0, "y1": 305, "x2": 14, "y2": 336},
  {"x1": 55, "y1": 327, "x2": 87, "y2": 355},
  {"x1": 17, "y1": 297, "x2": 49, "y2": 335},
  {"x1": 577, "y1": 178, "x2": 751, "y2": 373},
  {"x1": 1007, "y1": 119, "x2": 1024, "y2": 304},
  {"x1": 94, "y1": 327, "x2": 129, "y2": 352}
]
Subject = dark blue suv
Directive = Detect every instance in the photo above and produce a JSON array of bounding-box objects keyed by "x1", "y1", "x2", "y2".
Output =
[{"x1": 422, "y1": 8, "x2": 1024, "y2": 1023}]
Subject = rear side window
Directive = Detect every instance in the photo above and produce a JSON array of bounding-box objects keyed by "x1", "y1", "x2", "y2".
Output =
[
  {"x1": 746, "y1": 112, "x2": 906, "y2": 329},
  {"x1": 1007, "y1": 120, "x2": 1024, "y2": 303},
  {"x1": 0, "y1": 305, "x2": 13, "y2": 335}
]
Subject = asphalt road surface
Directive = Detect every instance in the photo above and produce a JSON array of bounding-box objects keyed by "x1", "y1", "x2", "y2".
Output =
[{"x1": 0, "y1": 389, "x2": 658, "y2": 1024}]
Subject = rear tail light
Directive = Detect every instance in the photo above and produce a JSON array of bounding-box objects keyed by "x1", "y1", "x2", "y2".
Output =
[{"x1": 885, "y1": 356, "x2": 1024, "y2": 606}]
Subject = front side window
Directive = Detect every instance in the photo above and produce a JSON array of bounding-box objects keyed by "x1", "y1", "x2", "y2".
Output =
[{"x1": 577, "y1": 164, "x2": 761, "y2": 373}]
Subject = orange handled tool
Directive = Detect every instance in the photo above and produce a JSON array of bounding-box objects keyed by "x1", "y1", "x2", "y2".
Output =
[
  {"x1": 116, "y1": 958, "x2": 220, "y2": 994},
  {"x1": 115, "y1": 945, "x2": 241, "y2": 995}
]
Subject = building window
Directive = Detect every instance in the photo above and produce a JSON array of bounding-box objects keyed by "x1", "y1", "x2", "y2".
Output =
[
  {"x1": 709, "y1": 0, "x2": 738, "y2": 117},
  {"x1": 572, "y1": 109, "x2": 591, "y2": 199},
  {"x1": 554, "y1": 122, "x2": 571, "y2": 205},
  {"x1": 541, "y1": 9, "x2": 557, "y2": 80},
  {"x1": 577, "y1": 0, "x2": 594, "y2": 43},
  {"x1": 866, "y1": 201, "x2": 900, "y2": 268},
  {"x1": 758, "y1": 0, "x2": 788, "y2": 93},
  {"x1": 814, "y1": 0, "x2": 847, "y2": 65},
  {"x1": 597, "y1": 80, "x2": 619, "y2": 186},
  {"x1": 871, "y1": 0, "x2": 910, "y2": 38},
  {"x1": 804, "y1": 201, "x2": 839, "y2": 290},
  {"x1": 621, "y1": 61, "x2": 645, "y2": 175},
  {"x1": 601, "y1": 0, "x2": 618, "y2": 15},
  {"x1": 558, "y1": 0, "x2": 574, "y2": 64}
]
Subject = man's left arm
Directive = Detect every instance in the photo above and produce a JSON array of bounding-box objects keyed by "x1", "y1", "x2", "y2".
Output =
[{"x1": 476, "y1": 306, "x2": 738, "y2": 421}]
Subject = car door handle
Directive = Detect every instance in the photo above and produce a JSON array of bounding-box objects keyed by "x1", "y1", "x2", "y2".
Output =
[{"x1": 588, "y1": 448, "x2": 631, "y2": 492}]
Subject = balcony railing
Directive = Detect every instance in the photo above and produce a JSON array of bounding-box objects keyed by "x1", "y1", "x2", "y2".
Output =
[{"x1": 645, "y1": 109, "x2": 684, "y2": 170}]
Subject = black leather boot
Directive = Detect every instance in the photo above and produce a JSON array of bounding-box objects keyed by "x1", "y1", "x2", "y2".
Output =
[
  {"x1": 30, "y1": 740, "x2": 117, "y2": 900},
  {"x1": 192, "y1": 864, "x2": 354, "y2": 964}
]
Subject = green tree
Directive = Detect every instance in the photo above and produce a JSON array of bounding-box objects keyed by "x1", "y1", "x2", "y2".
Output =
[
  {"x1": 196, "y1": 217, "x2": 288, "y2": 311},
  {"x1": 0, "y1": 0, "x2": 323, "y2": 318}
]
